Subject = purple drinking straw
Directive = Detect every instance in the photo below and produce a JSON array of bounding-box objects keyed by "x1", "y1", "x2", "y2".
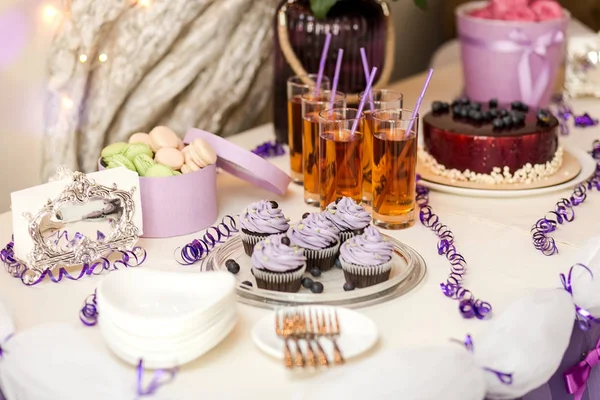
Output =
[
  {"x1": 315, "y1": 33, "x2": 332, "y2": 96},
  {"x1": 360, "y1": 48, "x2": 375, "y2": 111},
  {"x1": 404, "y1": 68, "x2": 434, "y2": 138},
  {"x1": 328, "y1": 49, "x2": 344, "y2": 110},
  {"x1": 350, "y1": 66, "x2": 378, "y2": 135}
]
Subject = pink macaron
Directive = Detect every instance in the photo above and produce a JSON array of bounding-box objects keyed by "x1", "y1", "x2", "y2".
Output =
[
  {"x1": 154, "y1": 147, "x2": 184, "y2": 170},
  {"x1": 149, "y1": 126, "x2": 182, "y2": 151},
  {"x1": 187, "y1": 138, "x2": 217, "y2": 168},
  {"x1": 129, "y1": 132, "x2": 153, "y2": 148}
]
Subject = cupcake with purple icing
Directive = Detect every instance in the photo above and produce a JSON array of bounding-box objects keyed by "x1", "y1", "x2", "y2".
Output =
[
  {"x1": 340, "y1": 226, "x2": 394, "y2": 288},
  {"x1": 323, "y1": 197, "x2": 371, "y2": 243},
  {"x1": 251, "y1": 234, "x2": 307, "y2": 292},
  {"x1": 287, "y1": 213, "x2": 340, "y2": 272},
  {"x1": 239, "y1": 200, "x2": 289, "y2": 256}
]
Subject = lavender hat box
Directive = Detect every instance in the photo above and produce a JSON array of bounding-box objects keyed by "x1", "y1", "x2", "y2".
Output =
[{"x1": 456, "y1": 1, "x2": 569, "y2": 107}]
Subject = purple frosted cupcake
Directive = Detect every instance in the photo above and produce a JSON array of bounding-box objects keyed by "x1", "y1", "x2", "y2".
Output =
[
  {"x1": 251, "y1": 234, "x2": 307, "y2": 292},
  {"x1": 287, "y1": 213, "x2": 340, "y2": 272},
  {"x1": 323, "y1": 197, "x2": 371, "y2": 243},
  {"x1": 340, "y1": 226, "x2": 394, "y2": 288},
  {"x1": 239, "y1": 200, "x2": 289, "y2": 256}
]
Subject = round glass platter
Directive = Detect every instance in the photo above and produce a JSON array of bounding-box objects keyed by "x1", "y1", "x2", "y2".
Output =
[{"x1": 202, "y1": 234, "x2": 426, "y2": 309}]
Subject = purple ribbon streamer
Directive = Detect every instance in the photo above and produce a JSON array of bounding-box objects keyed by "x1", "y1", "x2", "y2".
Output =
[
  {"x1": 251, "y1": 141, "x2": 285, "y2": 159},
  {"x1": 416, "y1": 177, "x2": 492, "y2": 319},
  {"x1": 551, "y1": 95, "x2": 599, "y2": 135},
  {"x1": 79, "y1": 290, "x2": 99, "y2": 327},
  {"x1": 560, "y1": 264, "x2": 600, "y2": 331},
  {"x1": 175, "y1": 215, "x2": 238, "y2": 265},
  {"x1": 564, "y1": 336, "x2": 600, "y2": 400},
  {"x1": 531, "y1": 141, "x2": 600, "y2": 256},
  {"x1": 455, "y1": 335, "x2": 514, "y2": 385},
  {"x1": 137, "y1": 360, "x2": 177, "y2": 397},
  {"x1": 460, "y1": 28, "x2": 564, "y2": 106}
]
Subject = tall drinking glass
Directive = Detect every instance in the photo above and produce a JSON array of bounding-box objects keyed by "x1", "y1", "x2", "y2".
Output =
[
  {"x1": 358, "y1": 89, "x2": 403, "y2": 206},
  {"x1": 287, "y1": 75, "x2": 330, "y2": 184},
  {"x1": 318, "y1": 108, "x2": 364, "y2": 210},
  {"x1": 371, "y1": 109, "x2": 418, "y2": 229},
  {"x1": 302, "y1": 91, "x2": 346, "y2": 206}
]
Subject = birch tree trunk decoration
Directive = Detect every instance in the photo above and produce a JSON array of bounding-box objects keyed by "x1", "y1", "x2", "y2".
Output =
[{"x1": 42, "y1": 0, "x2": 278, "y2": 180}]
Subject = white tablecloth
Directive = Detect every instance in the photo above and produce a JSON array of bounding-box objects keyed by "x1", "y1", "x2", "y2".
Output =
[{"x1": 1, "y1": 64, "x2": 600, "y2": 399}]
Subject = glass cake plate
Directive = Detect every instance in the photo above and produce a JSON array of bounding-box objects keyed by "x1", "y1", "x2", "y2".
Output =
[{"x1": 202, "y1": 234, "x2": 426, "y2": 309}]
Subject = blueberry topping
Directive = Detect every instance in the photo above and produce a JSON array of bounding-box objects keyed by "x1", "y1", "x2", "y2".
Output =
[
  {"x1": 302, "y1": 212, "x2": 310, "y2": 219},
  {"x1": 452, "y1": 105, "x2": 462, "y2": 116},
  {"x1": 489, "y1": 98, "x2": 498, "y2": 109},
  {"x1": 511, "y1": 111, "x2": 525, "y2": 126},
  {"x1": 241, "y1": 280, "x2": 253, "y2": 287},
  {"x1": 537, "y1": 109, "x2": 552, "y2": 125},
  {"x1": 334, "y1": 258, "x2": 342, "y2": 268},
  {"x1": 457, "y1": 96, "x2": 470, "y2": 105},
  {"x1": 502, "y1": 116, "x2": 513, "y2": 128},
  {"x1": 225, "y1": 259, "x2": 240, "y2": 274},
  {"x1": 458, "y1": 107, "x2": 469, "y2": 118},
  {"x1": 511, "y1": 101, "x2": 529, "y2": 112},
  {"x1": 481, "y1": 110, "x2": 492, "y2": 121},
  {"x1": 452, "y1": 99, "x2": 462, "y2": 108},
  {"x1": 469, "y1": 102, "x2": 482, "y2": 111},
  {"x1": 489, "y1": 109, "x2": 498, "y2": 119},
  {"x1": 281, "y1": 236, "x2": 291, "y2": 246},
  {"x1": 269, "y1": 201, "x2": 279, "y2": 209},
  {"x1": 302, "y1": 277, "x2": 313, "y2": 288},
  {"x1": 492, "y1": 118, "x2": 504, "y2": 129},
  {"x1": 310, "y1": 267, "x2": 322, "y2": 277},
  {"x1": 343, "y1": 281, "x2": 356, "y2": 291},
  {"x1": 432, "y1": 101, "x2": 446, "y2": 113},
  {"x1": 310, "y1": 282, "x2": 324, "y2": 293},
  {"x1": 499, "y1": 109, "x2": 509, "y2": 117},
  {"x1": 468, "y1": 109, "x2": 482, "y2": 122}
]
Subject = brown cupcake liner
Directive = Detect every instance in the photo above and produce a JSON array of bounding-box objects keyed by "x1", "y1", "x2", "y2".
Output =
[
  {"x1": 303, "y1": 241, "x2": 340, "y2": 272},
  {"x1": 339, "y1": 228, "x2": 365, "y2": 244},
  {"x1": 240, "y1": 229, "x2": 273, "y2": 256},
  {"x1": 252, "y1": 264, "x2": 306, "y2": 293},
  {"x1": 340, "y1": 259, "x2": 393, "y2": 288}
]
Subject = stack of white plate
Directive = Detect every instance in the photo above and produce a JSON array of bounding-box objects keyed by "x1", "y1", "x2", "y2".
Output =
[{"x1": 96, "y1": 268, "x2": 237, "y2": 369}]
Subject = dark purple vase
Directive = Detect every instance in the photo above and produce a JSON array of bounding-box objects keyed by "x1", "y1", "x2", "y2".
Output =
[{"x1": 273, "y1": 0, "x2": 391, "y2": 143}]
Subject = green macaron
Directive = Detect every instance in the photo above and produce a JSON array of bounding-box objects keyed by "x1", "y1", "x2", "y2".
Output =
[
  {"x1": 106, "y1": 154, "x2": 136, "y2": 172},
  {"x1": 132, "y1": 154, "x2": 156, "y2": 176},
  {"x1": 124, "y1": 143, "x2": 153, "y2": 161},
  {"x1": 101, "y1": 142, "x2": 129, "y2": 159},
  {"x1": 143, "y1": 164, "x2": 174, "y2": 178}
]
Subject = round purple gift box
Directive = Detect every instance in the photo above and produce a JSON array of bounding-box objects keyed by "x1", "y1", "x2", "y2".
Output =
[
  {"x1": 456, "y1": 1, "x2": 569, "y2": 107},
  {"x1": 99, "y1": 158, "x2": 218, "y2": 238}
]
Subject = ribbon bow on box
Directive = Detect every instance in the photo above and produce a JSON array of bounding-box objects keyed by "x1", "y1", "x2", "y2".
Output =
[{"x1": 564, "y1": 337, "x2": 600, "y2": 400}]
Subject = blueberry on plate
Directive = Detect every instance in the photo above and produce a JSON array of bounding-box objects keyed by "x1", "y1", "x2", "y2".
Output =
[
  {"x1": 241, "y1": 280, "x2": 253, "y2": 288},
  {"x1": 489, "y1": 98, "x2": 498, "y2": 109},
  {"x1": 492, "y1": 118, "x2": 504, "y2": 130},
  {"x1": 335, "y1": 258, "x2": 342, "y2": 268},
  {"x1": 269, "y1": 200, "x2": 279, "y2": 209},
  {"x1": 310, "y1": 267, "x2": 322, "y2": 277},
  {"x1": 343, "y1": 281, "x2": 356, "y2": 291},
  {"x1": 225, "y1": 259, "x2": 240, "y2": 274},
  {"x1": 302, "y1": 277, "x2": 314, "y2": 288},
  {"x1": 310, "y1": 282, "x2": 324, "y2": 294},
  {"x1": 302, "y1": 212, "x2": 310, "y2": 219},
  {"x1": 281, "y1": 236, "x2": 291, "y2": 246}
]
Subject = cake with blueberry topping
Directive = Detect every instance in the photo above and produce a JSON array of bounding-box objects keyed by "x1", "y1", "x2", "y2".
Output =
[
  {"x1": 251, "y1": 234, "x2": 306, "y2": 292},
  {"x1": 288, "y1": 212, "x2": 340, "y2": 272},
  {"x1": 421, "y1": 97, "x2": 562, "y2": 184},
  {"x1": 323, "y1": 197, "x2": 371, "y2": 243},
  {"x1": 239, "y1": 200, "x2": 289, "y2": 256}
]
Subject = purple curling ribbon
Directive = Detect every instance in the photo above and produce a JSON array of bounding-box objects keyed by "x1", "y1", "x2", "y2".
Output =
[
  {"x1": 460, "y1": 28, "x2": 564, "y2": 106},
  {"x1": 251, "y1": 141, "x2": 285, "y2": 159},
  {"x1": 454, "y1": 335, "x2": 514, "y2": 385},
  {"x1": 575, "y1": 113, "x2": 599, "y2": 128},
  {"x1": 79, "y1": 290, "x2": 99, "y2": 327},
  {"x1": 531, "y1": 141, "x2": 600, "y2": 256},
  {"x1": 0, "y1": 333, "x2": 14, "y2": 358},
  {"x1": 560, "y1": 263, "x2": 600, "y2": 331},
  {"x1": 175, "y1": 215, "x2": 238, "y2": 265},
  {"x1": 564, "y1": 336, "x2": 600, "y2": 400},
  {"x1": 1, "y1": 238, "x2": 147, "y2": 285},
  {"x1": 137, "y1": 359, "x2": 177, "y2": 397},
  {"x1": 416, "y1": 178, "x2": 492, "y2": 319}
]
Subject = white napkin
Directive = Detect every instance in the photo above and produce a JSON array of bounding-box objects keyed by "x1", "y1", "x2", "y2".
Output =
[
  {"x1": 294, "y1": 345, "x2": 486, "y2": 400},
  {"x1": 570, "y1": 236, "x2": 600, "y2": 315}
]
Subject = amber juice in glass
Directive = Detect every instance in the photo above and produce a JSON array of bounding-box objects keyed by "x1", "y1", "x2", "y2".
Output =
[
  {"x1": 371, "y1": 109, "x2": 418, "y2": 229},
  {"x1": 287, "y1": 75, "x2": 330, "y2": 184},
  {"x1": 358, "y1": 90, "x2": 403, "y2": 206},
  {"x1": 302, "y1": 91, "x2": 346, "y2": 206},
  {"x1": 318, "y1": 108, "x2": 364, "y2": 209}
]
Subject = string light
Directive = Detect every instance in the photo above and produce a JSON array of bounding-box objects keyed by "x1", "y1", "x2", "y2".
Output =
[
  {"x1": 61, "y1": 96, "x2": 74, "y2": 110},
  {"x1": 78, "y1": 54, "x2": 88, "y2": 63},
  {"x1": 43, "y1": 5, "x2": 59, "y2": 22},
  {"x1": 98, "y1": 53, "x2": 108, "y2": 63}
]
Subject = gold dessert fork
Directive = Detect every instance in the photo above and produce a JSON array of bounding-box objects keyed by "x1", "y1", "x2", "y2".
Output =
[
  {"x1": 285, "y1": 311, "x2": 305, "y2": 368},
  {"x1": 322, "y1": 309, "x2": 345, "y2": 365},
  {"x1": 275, "y1": 311, "x2": 293, "y2": 368},
  {"x1": 295, "y1": 309, "x2": 316, "y2": 367},
  {"x1": 307, "y1": 309, "x2": 329, "y2": 367}
]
